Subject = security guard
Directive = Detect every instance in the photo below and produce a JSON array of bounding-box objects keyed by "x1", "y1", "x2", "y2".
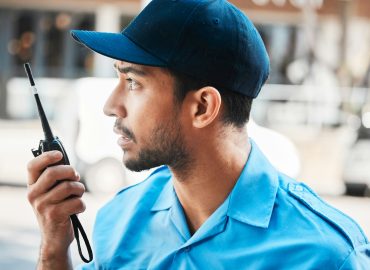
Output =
[{"x1": 27, "y1": 0, "x2": 370, "y2": 269}]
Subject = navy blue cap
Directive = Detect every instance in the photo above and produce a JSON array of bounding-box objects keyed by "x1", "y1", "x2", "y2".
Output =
[{"x1": 71, "y1": 0, "x2": 270, "y2": 98}]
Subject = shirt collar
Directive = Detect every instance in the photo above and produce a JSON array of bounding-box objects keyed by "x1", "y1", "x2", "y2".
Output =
[
  {"x1": 227, "y1": 139, "x2": 279, "y2": 228},
  {"x1": 150, "y1": 175, "x2": 174, "y2": 211},
  {"x1": 151, "y1": 139, "x2": 279, "y2": 229}
]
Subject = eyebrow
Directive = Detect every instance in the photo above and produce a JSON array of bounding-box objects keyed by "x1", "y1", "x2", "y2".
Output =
[{"x1": 113, "y1": 62, "x2": 148, "y2": 76}]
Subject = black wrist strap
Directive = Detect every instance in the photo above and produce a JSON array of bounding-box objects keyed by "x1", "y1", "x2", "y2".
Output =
[{"x1": 70, "y1": 214, "x2": 93, "y2": 263}]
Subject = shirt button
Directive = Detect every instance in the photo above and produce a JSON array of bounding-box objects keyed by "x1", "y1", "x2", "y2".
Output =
[{"x1": 184, "y1": 246, "x2": 191, "y2": 252}]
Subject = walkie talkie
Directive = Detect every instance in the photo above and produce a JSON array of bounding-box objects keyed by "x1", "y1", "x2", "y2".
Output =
[{"x1": 24, "y1": 63, "x2": 93, "y2": 263}]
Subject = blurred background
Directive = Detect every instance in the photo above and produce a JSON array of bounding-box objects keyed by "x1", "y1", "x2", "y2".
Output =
[{"x1": 0, "y1": 0, "x2": 369, "y2": 268}]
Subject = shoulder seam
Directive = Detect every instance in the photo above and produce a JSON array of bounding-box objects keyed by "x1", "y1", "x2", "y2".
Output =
[{"x1": 287, "y1": 183, "x2": 368, "y2": 248}]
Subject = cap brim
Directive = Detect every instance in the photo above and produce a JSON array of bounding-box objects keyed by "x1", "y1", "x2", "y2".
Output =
[{"x1": 70, "y1": 30, "x2": 166, "y2": 66}]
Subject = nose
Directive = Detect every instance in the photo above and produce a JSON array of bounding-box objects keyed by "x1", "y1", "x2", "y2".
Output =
[{"x1": 103, "y1": 83, "x2": 127, "y2": 118}]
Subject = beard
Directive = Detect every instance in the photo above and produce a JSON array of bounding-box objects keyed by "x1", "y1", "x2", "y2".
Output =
[{"x1": 116, "y1": 118, "x2": 190, "y2": 173}]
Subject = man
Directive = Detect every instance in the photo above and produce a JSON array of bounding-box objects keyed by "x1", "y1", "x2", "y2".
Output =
[{"x1": 27, "y1": 0, "x2": 370, "y2": 269}]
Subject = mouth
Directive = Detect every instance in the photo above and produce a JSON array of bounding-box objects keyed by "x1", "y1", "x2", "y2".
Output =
[
  {"x1": 114, "y1": 127, "x2": 134, "y2": 149},
  {"x1": 117, "y1": 135, "x2": 133, "y2": 147}
]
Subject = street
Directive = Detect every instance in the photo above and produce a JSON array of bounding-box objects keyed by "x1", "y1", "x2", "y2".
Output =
[{"x1": 0, "y1": 186, "x2": 369, "y2": 269}]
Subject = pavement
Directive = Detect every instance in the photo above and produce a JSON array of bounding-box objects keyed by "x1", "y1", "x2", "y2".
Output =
[{"x1": 0, "y1": 186, "x2": 369, "y2": 269}]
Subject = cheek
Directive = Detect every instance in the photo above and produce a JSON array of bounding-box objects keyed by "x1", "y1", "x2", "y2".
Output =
[{"x1": 126, "y1": 95, "x2": 177, "y2": 141}]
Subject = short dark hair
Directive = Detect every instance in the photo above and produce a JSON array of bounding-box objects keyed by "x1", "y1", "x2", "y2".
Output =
[{"x1": 168, "y1": 69, "x2": 253, "y2": 128}]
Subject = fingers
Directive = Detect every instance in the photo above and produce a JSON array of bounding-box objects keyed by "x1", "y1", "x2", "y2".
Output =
[
  {"x1": 27, "y1": 165, "x2": 80, "y2": 203},
  {"x1": 27, "y1": 151, "x2": 82, "y2": 210},
  {"x1": 29, "y1": 174, "x2": 86, "y2": 222},
  {"x1": 58, "y1": 197, "x2": 86, "y2": 217},
  {"x1": 36, "y1": 196, "x2": 87, "y2": 222},
  {"x1": 27, "y1": 151, "x2": 63, "y2": 185},
  {"x1": 44, "y1": 181, "x2": 85, "y2": 204},
  {"x1": 26, "y1": 150, "x2": 87, "y2": 252}
]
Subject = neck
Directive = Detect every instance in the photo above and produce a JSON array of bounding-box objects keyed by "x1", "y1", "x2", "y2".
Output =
[{"x1": 170, "y1": 128, "x2": 250, "y2": 234}]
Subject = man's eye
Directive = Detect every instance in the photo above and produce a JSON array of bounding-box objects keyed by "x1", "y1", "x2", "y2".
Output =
[{"x1": 126, "y1": 78, "x2": 138, "y2": 91}]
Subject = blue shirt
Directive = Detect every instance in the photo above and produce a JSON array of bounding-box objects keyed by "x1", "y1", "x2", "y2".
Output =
[{"x1": 79, "y1": 140, "x2": 370, "y2": 269}]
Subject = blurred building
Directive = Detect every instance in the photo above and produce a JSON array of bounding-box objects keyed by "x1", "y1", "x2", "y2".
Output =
[{"x1": 0, "y1": 0, "x2": 370, "y2": 119}]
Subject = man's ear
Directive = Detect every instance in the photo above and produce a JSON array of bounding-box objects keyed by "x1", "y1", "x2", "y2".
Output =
[{"x1": 187, "y1": 87, "x2": 222, "y2": 128}]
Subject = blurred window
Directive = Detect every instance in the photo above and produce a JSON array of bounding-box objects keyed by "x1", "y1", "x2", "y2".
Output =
[
  {"x1": 0, "y1": 8, "x2": 96, "y2": 120},
  {"x1": 3, "y1": 9, "x2": 95, "y2": 78}
]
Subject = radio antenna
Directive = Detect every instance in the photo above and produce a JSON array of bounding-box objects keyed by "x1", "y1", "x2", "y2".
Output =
[{"x1": 24, "y1": 63, "x2": 54, "y2": 142}]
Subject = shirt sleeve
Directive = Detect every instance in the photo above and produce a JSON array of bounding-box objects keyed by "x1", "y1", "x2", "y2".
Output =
[{"x1": 339, "y1": 244, "x2": 370, "y2": 270}]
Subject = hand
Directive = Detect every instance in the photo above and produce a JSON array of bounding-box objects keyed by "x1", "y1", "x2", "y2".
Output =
[{"x1": 27, "y1": 150, "x2": 85, "y2": 266}]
